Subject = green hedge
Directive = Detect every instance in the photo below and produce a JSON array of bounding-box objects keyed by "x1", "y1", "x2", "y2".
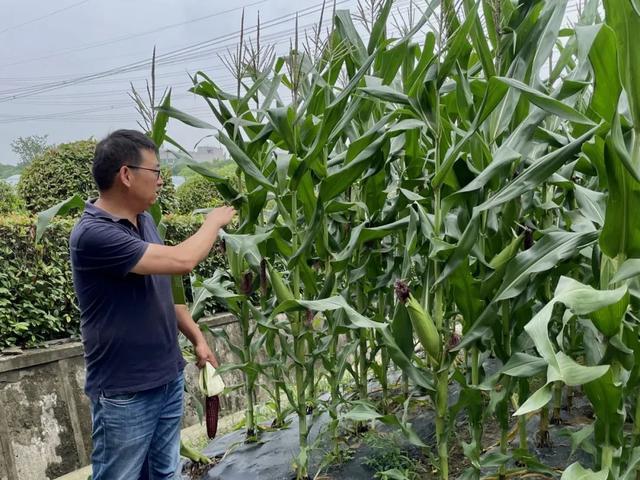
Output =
[
  {"x1": 176, "y1": 175, "x2": 222, "y2": 214},
  {"x1": 0, "y1": 181, "x2": 24, "y2": 214},
  {"x1": 158, "y1": 167, "x2": 178, "y2": 214},
  {"x1": 0, "y1": 214, "x2": 226, "y2": 349}
]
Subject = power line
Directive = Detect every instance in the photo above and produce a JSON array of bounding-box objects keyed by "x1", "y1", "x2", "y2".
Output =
[
  {"x1": 0, "y1": 0, "x2": 484, "y2": 121},
  {"x1": 0, "y1": 2, "x2": 416, "y2": 124},
  {"x1": 0, "y1": 0, "x2": 419, "y2": 101},
  {"x1": 0, "y1": 14, "x2": 335, "y2": 92},
  {"x1": 0, "y1": 0, "x2": 586, "y2": 124},
  {"x1": 0, "y1": 0, "x2": 427, "y2": 109},
  {"x1": 0, "y1": 2, "x2": 418, "y2": 125},
  {"x1": 2, "y1": 0, "x2": 271, "y2": 68},
  {"x1": 0, "y1": 17, "x2": 332, "y2": 113},
  {"x1": 0, "y1": 0, "x2": 353, "y2": 102},
  {"x1": 0, "y1": 0, "x2": 92, "y2": 36}
]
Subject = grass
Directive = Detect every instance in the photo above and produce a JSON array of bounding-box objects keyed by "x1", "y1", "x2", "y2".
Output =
[{"x1": 362, "y1": 430, "x2": 429, "y2": 480}]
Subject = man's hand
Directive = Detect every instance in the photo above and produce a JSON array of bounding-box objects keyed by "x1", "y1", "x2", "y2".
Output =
[
  {"x1": 195, "y1": 341, "x2": 219, "y2": 369},
  {"x1": 176, "y1": 305, "x2": 219, "y2": 369},
  {"x1": 208, "y1": 206, "x2": 236, "y2": 229}
]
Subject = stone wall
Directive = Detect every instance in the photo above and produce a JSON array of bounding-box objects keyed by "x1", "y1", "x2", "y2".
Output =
[{"x1": 0, "y1": 313, "x2": 247, "y2": 480}]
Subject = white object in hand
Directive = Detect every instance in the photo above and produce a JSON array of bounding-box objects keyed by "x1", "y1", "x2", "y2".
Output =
[{"x1": 199, "y1": 363, "x2": 225, "y2": 397}]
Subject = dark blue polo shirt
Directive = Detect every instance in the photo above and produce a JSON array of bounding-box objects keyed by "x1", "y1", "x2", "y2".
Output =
[{"x1": 69, "y1": 201, "x2": 185, "y2": 399}]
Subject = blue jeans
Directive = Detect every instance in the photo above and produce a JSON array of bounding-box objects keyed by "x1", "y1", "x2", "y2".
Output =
[{"x1": 90, "y1": 374, "x2": 184, "y2": 480}]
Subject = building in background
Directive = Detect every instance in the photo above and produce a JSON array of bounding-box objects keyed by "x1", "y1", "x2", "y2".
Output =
[{"x1": 192, "y1": 146, "x2": 226, "y2": 162}]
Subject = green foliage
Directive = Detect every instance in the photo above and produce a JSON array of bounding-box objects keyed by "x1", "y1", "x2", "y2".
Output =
[
  {"x1": 176, "y1": 175, "x2": 222, "y2": 214},
  {"x1": 0, "y1": 214, "x2": 224, "y2": 348},
  {"x1": 158, "y1": 166, "x2": 178, "y2": 214},
  {"x1": 175, "y1": 160, "x2": 235, "y2": 178},
  {"x1": 362, "y1": 431, "x2": 428, "y2": 480},
  {"x1": 207, "y1": 161, "x2": 237, "y2": 179},
  {"x1": 0, "y1": 181, "x2": 24, "y2": 214},
  {"x1": 0, "y1": 215, "x2": 78, "y2": 348},
  {"x1": 176, "y1": 166, "x2": 195, "y2": 178},
  {"x1": 18, "y1": 140, "x2": 97, "y2": 213}
]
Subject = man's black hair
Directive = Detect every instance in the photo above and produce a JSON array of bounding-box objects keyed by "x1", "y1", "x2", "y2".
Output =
[{"x1": 92, "y1": 129, "x2": 158, "y2": 191}]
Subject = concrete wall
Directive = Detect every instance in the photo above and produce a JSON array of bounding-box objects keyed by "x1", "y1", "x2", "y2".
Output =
[{"x1": 0, "y1": 313, "x2": 249, "y2": 480}]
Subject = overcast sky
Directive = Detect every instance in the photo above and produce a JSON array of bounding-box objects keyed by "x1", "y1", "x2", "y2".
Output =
[
  {"x1": 0, "y1": 0, "x2": 350, "y2": 164},
  {"x1": 0, "y1": 0, "x2": 585, "y2": 165}
]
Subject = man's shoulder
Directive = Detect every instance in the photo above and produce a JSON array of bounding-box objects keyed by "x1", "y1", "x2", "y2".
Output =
[{"x1": 69, "y1": 214, "x2": 122, "y2": 248}]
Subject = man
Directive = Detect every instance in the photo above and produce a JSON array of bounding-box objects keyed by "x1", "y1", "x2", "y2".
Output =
[{"x1": 69, "y1": 129, "x2": 235, "y2": 479}]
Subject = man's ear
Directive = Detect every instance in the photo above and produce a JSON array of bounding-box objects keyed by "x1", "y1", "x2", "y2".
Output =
[{"x1": 118, "y1": 165, "x2": 133, "y2": 188}]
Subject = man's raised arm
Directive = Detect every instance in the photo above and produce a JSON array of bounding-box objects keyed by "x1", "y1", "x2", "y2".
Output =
[{"x1": 131, "y1": 205, "x2": 235, "y2": 275}]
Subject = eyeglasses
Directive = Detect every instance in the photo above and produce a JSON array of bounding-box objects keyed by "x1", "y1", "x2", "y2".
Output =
[{"x1": 125, "y1": 165, "x2": 161, "y2": 180}]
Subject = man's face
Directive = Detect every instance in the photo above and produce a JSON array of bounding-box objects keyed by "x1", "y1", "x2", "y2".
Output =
[{"x1": 128, "y1": 149, "x2": 163, "y2": 210}]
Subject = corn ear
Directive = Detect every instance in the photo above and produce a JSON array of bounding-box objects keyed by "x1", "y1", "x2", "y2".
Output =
[
  {"x1": 205, "y1": 395, "x2": 220, "y2": 439},
  {"x1": 267, "y1": 262, "x2": 295, "y2": 302},
  {"x1": 406, "y1": 295, "x2": 441, "y2": 362}
]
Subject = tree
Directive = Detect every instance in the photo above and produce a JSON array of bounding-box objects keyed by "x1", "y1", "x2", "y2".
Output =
[
  {"x1": 18, "y1": 139, "x2": 96, "y2": 213},
  {"x1": 10, "y1": 134, "x2": 49, "y2": 167}
]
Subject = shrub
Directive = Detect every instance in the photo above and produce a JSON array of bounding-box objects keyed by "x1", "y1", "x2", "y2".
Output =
[
  {"x1": 18, "y1": 140, "x2": 97, "y2": 213},
  {"x1": 210, "y1": 162, "x2": 238, "y2": 181},
  {"x1": 176, "y1": 175, "x2": 222, "y2": 214},
  {"x1": 0, "y1": 214, "x2": 225, "y2": 348},
  {"x1": 0, "y1": 181, "x2": 24, "y2": 214},
  {"x1": 158, "y1": 166, "x2": 178, "y2": 214}
]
